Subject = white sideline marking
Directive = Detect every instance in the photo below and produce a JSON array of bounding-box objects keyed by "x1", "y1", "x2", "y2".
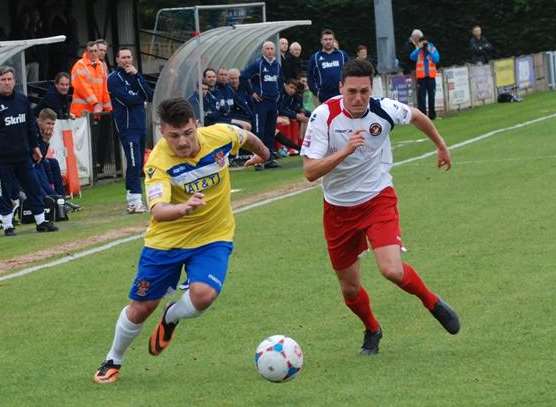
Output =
[{"x1": 2, "y1": 112, "x2": 556, "y2": 282}]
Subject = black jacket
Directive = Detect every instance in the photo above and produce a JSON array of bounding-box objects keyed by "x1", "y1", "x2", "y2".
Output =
[
  {"x1": 283, "y1": 53, "x2": 303, "y2": 81},
  {"x1": 0, "y1": 92, "x2": 39, "y2": 163},
  {"x1": 34, "y1": 85, "x2": 72, "y2": 119},
  {"x1": 469, "y1": 36, "x2": 495, "y2": 64}
]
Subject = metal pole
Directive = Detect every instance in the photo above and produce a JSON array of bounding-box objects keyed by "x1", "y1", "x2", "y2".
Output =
[
  {"x1": 374, "y1": 0, "x2": 397, "y2": 73},
  {"x1": 194, "y1": 6, "x2": 205, "y2": 125}
]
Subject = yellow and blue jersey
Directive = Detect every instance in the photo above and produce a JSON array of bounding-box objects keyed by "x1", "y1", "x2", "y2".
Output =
[{"x1": 143, "y1": 124, "x2": 246, "y2": 250}]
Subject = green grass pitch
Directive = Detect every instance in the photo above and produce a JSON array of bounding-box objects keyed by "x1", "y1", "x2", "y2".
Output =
[{"x1": 1, "y1": 92, "x2": 555, "y2": 406}]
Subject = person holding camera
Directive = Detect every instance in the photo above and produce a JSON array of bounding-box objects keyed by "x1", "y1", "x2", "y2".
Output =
[{"x1": 410, "y1": 34, "x2": 440, "y2": 120}]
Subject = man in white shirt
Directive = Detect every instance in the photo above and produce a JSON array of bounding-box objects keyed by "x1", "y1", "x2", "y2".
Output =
[{"x1": 301, "y1": 59, "x2": 460, "y2": 355}]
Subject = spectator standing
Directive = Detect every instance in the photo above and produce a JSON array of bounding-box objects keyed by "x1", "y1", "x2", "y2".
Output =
[
  {"x1": 399, "y1": 29, "x2": 422, "y2": 75},
  {"x1": 279, "y1": 37, "x2": 289, "y2": 67},
  {"x1": 96, "y1": 39, "x2": 112, "y2": 74},
  {"x1": 356, "y1": 45, "x2": 369, "y2": 61},
  {"x1": 108, "y1": 48, "x2": 153, "y2": 214},
  {"x1": 0, "y1": 66, "x2": 58, "y2": 236},
  {"x1": 34, "y1": 72, "x2": 74, "y2": 119},
  {"x1": 70, "y1": 41, "x2": 112, "y2": 117},
  {"x1": 308, "y1": 29, "x2": 349, "y2": 103},
  {"x1": 469, "y1": 26, "x2": 495, "y2": 64},
  {"x1": 240, "y1": 41, "x2": 283, "y2": 170},
  {"x1": 410, "y1": 35, "x2": 440, "y2": 120},
  {"x1": 283, "y1": 42, "x2": 303, "y2": 81}
]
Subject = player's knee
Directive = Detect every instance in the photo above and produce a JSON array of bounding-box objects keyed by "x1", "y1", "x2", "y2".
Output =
[
  {"x1": 189, "y1": 285, "x2": 218, "y2": 311},
  {"x1": 127, "y1": 300, "x2": 159, "y2": 323},
  {"x1": 378, "y1": 263, "x2": 403, "y2": 283},
  {"x1": 339, "y1": 280, "x2": 360, "y2": 299}
]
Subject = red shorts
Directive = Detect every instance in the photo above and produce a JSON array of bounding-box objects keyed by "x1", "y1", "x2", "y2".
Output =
[{"x1": 323, "y1": 187, "x2": 402, "y2": 270}]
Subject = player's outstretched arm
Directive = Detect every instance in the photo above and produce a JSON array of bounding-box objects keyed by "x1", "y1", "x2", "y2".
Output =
[
  {"x1": 303, "y1": 130, "x2": 366, "y2": 182},
  {"x1": 243, "y1": 131, "x2": 271, "y2": 166},
  {"x1": 151, "y1": 193, "x2": 206, "y2": 222},
  {"x1": 410, "y1": 108, "x2": 451, "y2": 170}
]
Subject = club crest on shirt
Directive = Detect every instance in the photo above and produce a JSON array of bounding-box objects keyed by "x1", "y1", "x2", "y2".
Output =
[
  {"x1": 369, "y1": 122, "x2": 382, "y2": 137},
  {"x1": 136, "y1": 280, "x2": 150, "y2": 296},
  {"x1": 214, "y1": 151, "x2": 227, "y2": 168}
]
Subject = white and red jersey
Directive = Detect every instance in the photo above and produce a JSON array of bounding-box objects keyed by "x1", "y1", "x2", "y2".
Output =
[{"x1": 300, "y1": 96, "x2": 412, "y2": 206}]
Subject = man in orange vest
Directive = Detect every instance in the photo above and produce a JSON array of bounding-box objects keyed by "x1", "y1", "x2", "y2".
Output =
[
  {"x1": 70, "y1": 41, "x2": 112, "y2": 117},
  {"x1": 410, "y1": 34, "x2": 439, "y2": 120}
]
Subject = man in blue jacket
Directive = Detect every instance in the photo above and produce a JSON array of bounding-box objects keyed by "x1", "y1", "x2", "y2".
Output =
[
  {"x1": 308, "y1": 29, "x2": 349, "y2": 104},
  {"x1": 0, "y1": 66, "x2": 58, "y2": 236},
  {"x1": 108, "y1": 48, "x2": 153, "y2": 214},
  {"x1": 240, "y1": 41, "x2": 283, "y2": 170}
]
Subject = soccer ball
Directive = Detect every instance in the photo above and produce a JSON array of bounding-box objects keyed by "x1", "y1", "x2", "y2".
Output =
[{"x1": 255, "y1": 335, "x2": 303, "y2": 382}]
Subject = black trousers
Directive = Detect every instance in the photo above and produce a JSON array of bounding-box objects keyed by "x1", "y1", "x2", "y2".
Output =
[
  {"x1": 0, "y1": 159, "x2": 44, "y2": 216},
  {"x1": 417, "y1": 77, "x2": 436, "y2": 120}
]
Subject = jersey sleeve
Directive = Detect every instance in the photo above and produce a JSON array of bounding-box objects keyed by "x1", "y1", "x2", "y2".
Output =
[
  {"x1": 144, "y1": 164, "x2": 172, "y2": 209},
  {"x1": 300, "y1": 104, "x2": 330, "y2": 159},
  {"x1": 214, "y1": 123, "x2": 247, "y2": 156},
  {"x1": 380, "y1": 97, "x2": 413, "y2": 125}
]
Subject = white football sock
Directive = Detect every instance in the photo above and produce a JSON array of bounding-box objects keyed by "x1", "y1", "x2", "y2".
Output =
[
  {"x1": 165, "y1": 290, "x2": 202, "y2": 324},
  {"x1": 1, "y1": 213, "x2": 14, "y2": 229},
  {"x1": 34, "y1": 212, "x2": 45, "y2": 225},
  {"x1": 106, "y1": 306, "x2": 144, "y2": 365}
]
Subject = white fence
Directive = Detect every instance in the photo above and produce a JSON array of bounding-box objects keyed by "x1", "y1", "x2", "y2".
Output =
[{"x1": 373, "y1": 51, "x2": 556, "y2": 113}]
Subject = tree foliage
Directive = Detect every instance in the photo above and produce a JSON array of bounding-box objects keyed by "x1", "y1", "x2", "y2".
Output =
[{"x1": 139, "y1": 0, "x2": 556, "y2": 67}]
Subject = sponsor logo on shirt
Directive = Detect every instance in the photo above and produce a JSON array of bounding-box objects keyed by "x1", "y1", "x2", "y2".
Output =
[
  {"x1": 4, "y1": 113, "x2": 26, "y2": 126},
  {"x1": 321, "y1": 60, "x2": 340, "y2": 69},
  {"x1": 369, "y1": 122, "x2": 382, "y2": 136},
  {"x1": 147, "y1": 182, "x2": 164, "y2": 201},
  {"x1": 263, "y1": 74, "x2": 278, "y2": 82},
  {"x1": 334, "y1": 129, "x2": 352, "y2": 134},
  {"x1": 184, "y1": 173, "x2": 221, "y2": 194}
]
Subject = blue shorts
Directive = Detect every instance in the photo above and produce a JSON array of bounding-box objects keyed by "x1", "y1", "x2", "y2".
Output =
[{"x1": 129, "y1": 241, "x2": 233, "y2": 301}]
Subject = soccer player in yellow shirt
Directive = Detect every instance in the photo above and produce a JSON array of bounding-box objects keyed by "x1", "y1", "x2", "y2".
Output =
[{"x1": 94, "y1": 97, "x2": 269, "y2": 384}]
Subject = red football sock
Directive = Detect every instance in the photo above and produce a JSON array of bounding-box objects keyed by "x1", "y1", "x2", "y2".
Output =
[
  {"x1": 398, "y1": 263, "x2": 438, "y2": 310},
  {"x1": 344, "y1": 287, "x2": 380, "y2": 332}
]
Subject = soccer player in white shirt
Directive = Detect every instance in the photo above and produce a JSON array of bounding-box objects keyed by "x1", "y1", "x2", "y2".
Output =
[{"x1": 301, "y1": 59, "x2": 460, "y2": 355}]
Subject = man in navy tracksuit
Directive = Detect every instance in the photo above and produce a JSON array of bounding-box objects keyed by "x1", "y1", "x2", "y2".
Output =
[
  {"x1": 240, "y1": 41, "x2": 283, "y2": 169},
  {"x1": 228, "y1": 68, "x2": 254, "y2": 125},
  {"x1": 308, "y1": 29, "x2": 349, "y2": 103},
  {"x1": 0, "y1": 66, "x2": 58, "y2": 236},
  {"x1": 107, "y1": 48, "x2": 153, "y2": 214}
]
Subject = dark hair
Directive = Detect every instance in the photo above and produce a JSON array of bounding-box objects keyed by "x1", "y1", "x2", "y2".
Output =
[
  {"x1": 54, "y1": 72, "x2": 70, "y2": 83},
  {"x1": 116, "y1": 47, "x2": 132, "y2": 58},
  {"x1": 341, "y1": 59, "x2": 375, "y2": 82},
  {"x1": 203, "y1": 68, "x2": 216, "y2": 78},
  {"x1": 86, "y1": 41, "x2": 97, "y2": 48},
  {"x1": 158, "y1": 98, "x2": 195, "y2": 126},
  {"x1": 321, "y1": 29, "x2": 335, "y2": 38},
  {"x1": 95, "y1": 38, "x2": 108, "y2": 46},
  {"x1": 285, "y1": 78, "x2": 298, "y2": 86},
  {"x1": 356, "y1": 45, "x2": 367, "y2": 52}
]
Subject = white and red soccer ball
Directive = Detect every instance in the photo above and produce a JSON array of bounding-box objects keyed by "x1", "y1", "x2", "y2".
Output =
[{"x1": 255, "y1": 335, "x2": 303, "y2": 382}]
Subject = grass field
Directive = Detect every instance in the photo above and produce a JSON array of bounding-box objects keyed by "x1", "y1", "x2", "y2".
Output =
[{"x1": 1, "y1": 92, "x2": 556, "y2": 406}]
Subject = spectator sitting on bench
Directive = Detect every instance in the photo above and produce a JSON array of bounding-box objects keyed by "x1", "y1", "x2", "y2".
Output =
[
  {"x1": 227, "y1": 68, "x2": 253, "y2": 131},
  {"x1": 275, "y1": 78, "x2": 310, "y2": 155},
  {"x1": 34, "y1": 108, "x2": 80, "y2": 211}
]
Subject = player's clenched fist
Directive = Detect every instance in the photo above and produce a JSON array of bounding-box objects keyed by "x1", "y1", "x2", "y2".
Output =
[
  {"x1": 344, "y1": 130, "x2": 366, "y2": 154},
  {"x1": 180, "y1": 192, "x2": 206, "y2": 215}
]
